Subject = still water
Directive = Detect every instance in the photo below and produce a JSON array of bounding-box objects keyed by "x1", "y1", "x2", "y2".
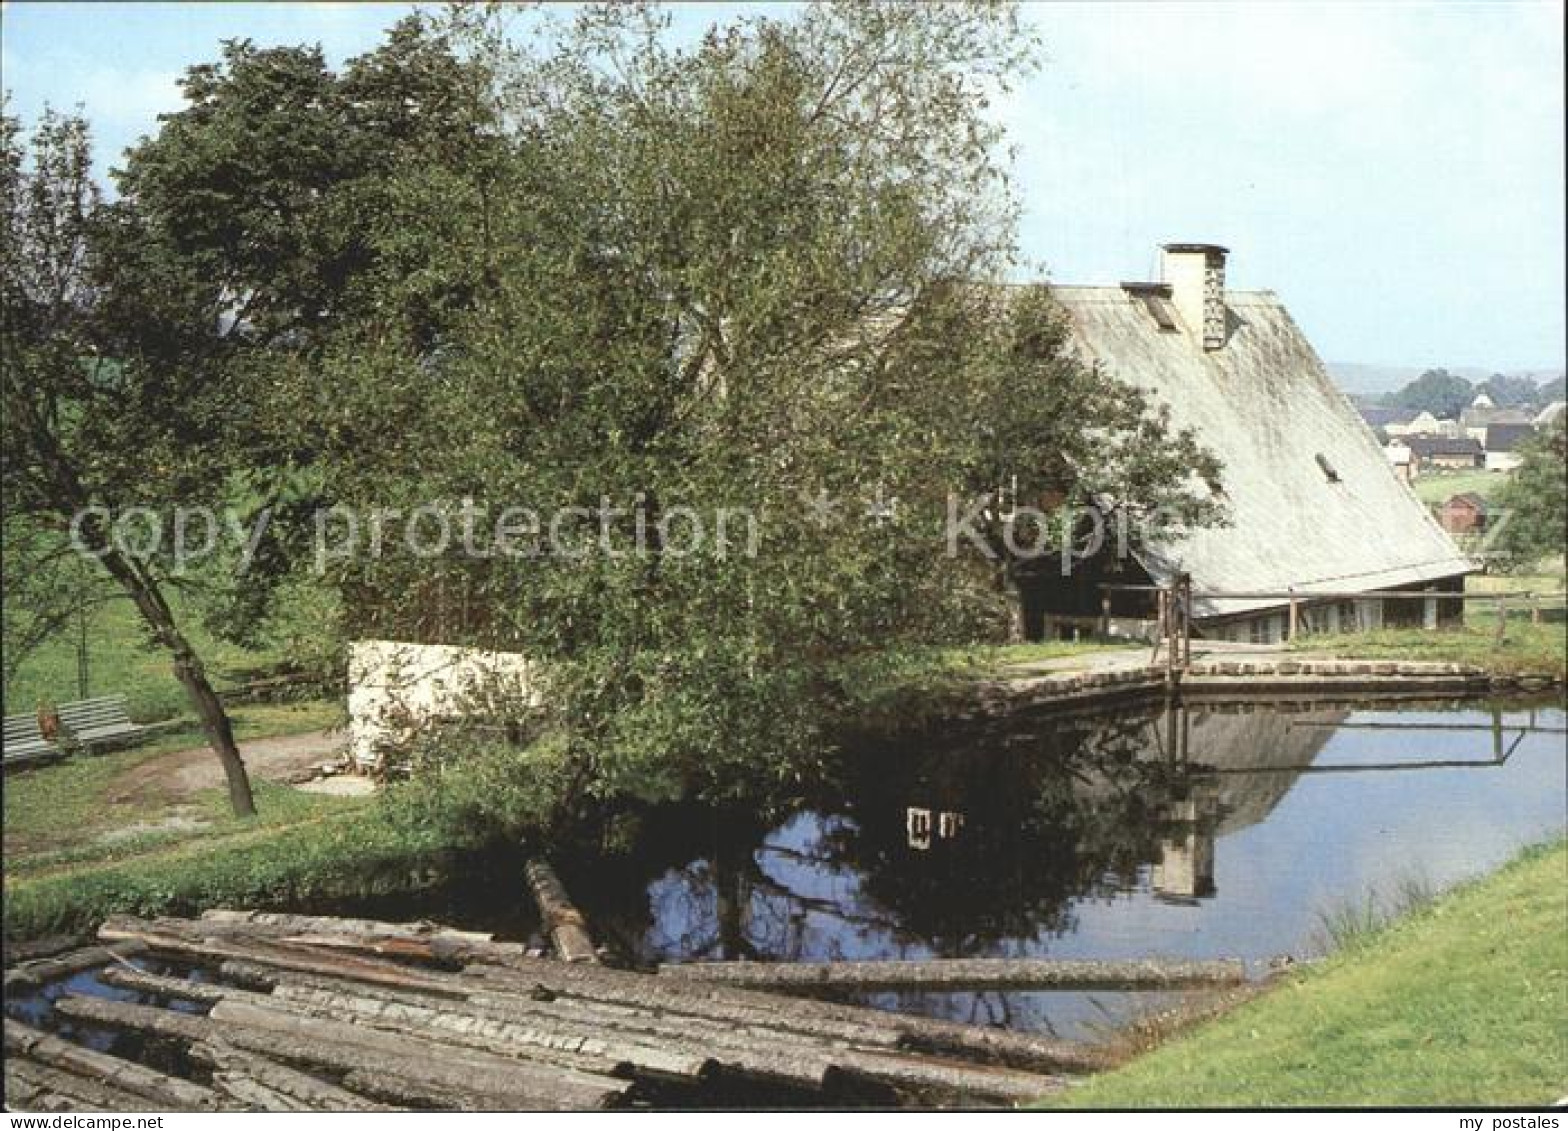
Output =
[
  {"x1": 8, "y1": 695, "x2": 1565, "y2": 1057},
  {"x1": 542, "y1": 694, "x2": 1566, "y2": 1039}
]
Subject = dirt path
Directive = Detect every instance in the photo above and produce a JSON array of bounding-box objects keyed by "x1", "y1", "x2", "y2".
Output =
[{"x1": 107, "y1": 729, "x2": 346, "y2": 805}]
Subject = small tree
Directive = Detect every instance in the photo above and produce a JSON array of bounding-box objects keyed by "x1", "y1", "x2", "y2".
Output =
[
  {"x1": 1492, "y1": 421, "x2": 1567, "y2": 570},
  {"x1": 1, "y1": 108, "x2": 261, "y2": 813}
]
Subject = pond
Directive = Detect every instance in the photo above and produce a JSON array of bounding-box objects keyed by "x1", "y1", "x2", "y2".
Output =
[
  {"x1": 529, "y1": 693, "x2": 1565, "y2": 1041},
  {"x1": 11, "y1": 693, "x2": 1565, "y2": 1057}
]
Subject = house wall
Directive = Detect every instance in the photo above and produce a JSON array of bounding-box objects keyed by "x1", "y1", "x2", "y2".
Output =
[
  {"x1": 347, "y1": 639, "x2": 539, "y2": 771},
  {"x1": 1485, "y1": 451, "x2": 1524, "y2": 473}
]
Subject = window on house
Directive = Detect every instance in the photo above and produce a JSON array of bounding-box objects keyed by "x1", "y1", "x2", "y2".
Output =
[{"x1": 1123, "y1": 284, "x2": 1180, "y2": 331}]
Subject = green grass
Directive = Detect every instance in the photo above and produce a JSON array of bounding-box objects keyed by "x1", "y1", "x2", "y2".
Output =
[
  {"x1": 1046, "y1": 840, "x2": 1568, "y2": 1107},
  {"x1": 2, "y1": 796, "x2": 444, "y2": 942},
  {"x1": 1293, "y1": 621, "x2": 1566, "y2": 680},
  {"x1": 2, "y1": 699, "x2": 343, "y2": 859},
  {"x1": 1410, "y1": 468, "x2": 1509, "y2": 506},
  {"x1": 3, "y1": 594, "x2": 290, "y2": 722}
]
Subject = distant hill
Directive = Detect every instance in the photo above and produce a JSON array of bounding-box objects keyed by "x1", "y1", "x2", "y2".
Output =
[{"x1": 1327, "y1": 362, "x2": 1565, "y2": 398}]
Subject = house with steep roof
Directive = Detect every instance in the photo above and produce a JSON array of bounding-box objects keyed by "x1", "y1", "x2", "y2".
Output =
[
  {"x1": 1483, "y1": 422, "x2": 1535, "y2": 472},
  {"x1": 1022, "y1": 243, "x2": 1474, "y2": 644},
  {"x1": 1403, "y1": 434, "x2": 1485, "y2": 471},
  {"x1": 1461, "y1": 403, "x2": 1533, "y2": 441}
]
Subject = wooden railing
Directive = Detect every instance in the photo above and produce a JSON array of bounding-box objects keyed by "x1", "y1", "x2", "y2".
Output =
[{"x1": 1096, "y1": 581, "x2": 1567, "y2": 657}]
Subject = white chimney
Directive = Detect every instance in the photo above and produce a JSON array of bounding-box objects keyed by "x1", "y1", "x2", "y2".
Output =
[{"x1": 1160, "y1": 243, "x2": 1229, "y2": 350}]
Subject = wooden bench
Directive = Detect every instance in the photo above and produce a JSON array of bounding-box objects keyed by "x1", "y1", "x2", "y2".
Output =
[
  {"x1": 57, "y1": 695, "x2": 146, "y2": 749},
  {"x1": 1, "y1": 714, "x2": 62, "y2": 769},
  {"x1": 3, "y1": 695, "x2": 149, "y2": 770}
]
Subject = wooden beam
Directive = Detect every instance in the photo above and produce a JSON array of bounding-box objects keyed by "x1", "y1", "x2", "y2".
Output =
[{"x1": 657, "y1": 956, "x2": 1246, "y2": 993}]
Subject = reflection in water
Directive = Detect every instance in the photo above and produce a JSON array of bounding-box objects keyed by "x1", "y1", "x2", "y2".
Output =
[{"x1": 565, "y1": 696, "x2": 1565, "y2": 1038}]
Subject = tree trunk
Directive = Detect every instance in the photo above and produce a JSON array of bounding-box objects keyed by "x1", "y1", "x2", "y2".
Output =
[{"x1": 94, "y1": 543, "x2": 256, "y2": 816}]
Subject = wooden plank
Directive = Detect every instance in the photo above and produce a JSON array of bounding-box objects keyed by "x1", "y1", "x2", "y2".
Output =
[{"x1": 656, "y1": 956, "x2": 1248, "y2": 992}]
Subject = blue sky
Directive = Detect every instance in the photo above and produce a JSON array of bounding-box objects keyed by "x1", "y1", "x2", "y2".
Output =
[{"x1": 3, "y1": 1, "x2": 1563, "y2": 371}]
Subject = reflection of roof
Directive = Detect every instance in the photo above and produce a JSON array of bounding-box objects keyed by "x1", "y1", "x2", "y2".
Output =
[
  {"x1": 1051, "y1": 286, "x2": 1473, "y2": 619},
  {"x1": 1185, "y1": 708, "x2": 1343, "y2": 834}
]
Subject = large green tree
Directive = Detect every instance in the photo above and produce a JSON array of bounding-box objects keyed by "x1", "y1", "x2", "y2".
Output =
[
  {"x1": 0, "y1": 15, "x2": 501, "y2": 814},
  {"x1": 1387, "y1": 368, "x2": 1474, "y2": 419},
  {"x1": 307, "y1": 4, "x2": 1222, "y2": 810}
]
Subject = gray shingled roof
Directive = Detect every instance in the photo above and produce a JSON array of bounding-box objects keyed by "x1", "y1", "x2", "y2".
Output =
[
  {"x1": 1484, "y1": 422, "x2": 1535, "y2": 453},
  {"x1": 1051, "y1": 286, "x2": 1474, "y2": 619}
]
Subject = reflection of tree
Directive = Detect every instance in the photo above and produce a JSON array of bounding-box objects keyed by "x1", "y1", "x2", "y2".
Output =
[{"x1": 572, "y1": 700, "x2": 1336, "y2": 970}]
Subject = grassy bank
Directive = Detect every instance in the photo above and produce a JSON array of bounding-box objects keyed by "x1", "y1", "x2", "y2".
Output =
[
  {"x1": 1410, "y1": 469, "x2": 1508, "y2": 506},
  {"x1": 2, "y1": 799, "x2": 446, "y2": 941},
  {"x1": 1295, "y1": 620, "x2": 1566, "y2": 681},
  {"x1": 1047, "y1": 840, "x2": 1568, "y2": 1107}
]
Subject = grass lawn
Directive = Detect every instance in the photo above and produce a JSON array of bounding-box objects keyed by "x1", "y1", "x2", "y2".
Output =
[
  {"x1": 2, "y1": 698, "x2": 343, "y2": 863},
  {"x1": 1045, "y1": 840, "x2": 1568, "y2": 1107},
  {"x1": 1410, "y1": 468, "x2": 1511, "y2": 506},
  {"x1": 3, "y1": 594, "x2": 292, "y2": 722},
  {"x1": 1295, "y1": 622, "x2": 1566, "y2": 680}
]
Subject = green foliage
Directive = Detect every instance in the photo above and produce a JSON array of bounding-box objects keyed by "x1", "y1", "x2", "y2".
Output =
[
  {"x1": 1046, "y1": 840, "x2": 1568, "y2": 1107},
  {"x1": 1476, "y1": 372, "x2": 1543, "y2": 408},
  {"x1": 299, "y1": 4, "x2": 1222, "y2": 809},
  {"x1": 1385, "y1": 368, "x2": 1474, "y2": 419},
  {"x1": 1492, "y1": 421, "x2": 1567, "y2": 568}
]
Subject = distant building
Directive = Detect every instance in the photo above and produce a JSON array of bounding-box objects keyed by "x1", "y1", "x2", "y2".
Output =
[
  {"x1": 1484, "y1": 422, "x2": 1535, "y2": 472},
  {"x1": 1437, "y1": 492, "x2": 1489, "y2": 535},
  {"x1": 1462, "y1": 403, "x2": 1533, "y2": 442},
  {"x1": 1385, "y1": 437, "x2": 1414, "y2": 481},
  {"x1": 1027, "y1": 243, "x2": 1473, "y2": 645},
  {"x1": 1403, "y1": 434, "x2": 1485, "y2": 471},
  {"x1": 1386, "y1": 410, "x2": 1445, "y2": 437}
]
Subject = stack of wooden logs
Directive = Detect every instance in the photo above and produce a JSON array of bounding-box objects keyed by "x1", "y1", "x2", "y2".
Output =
[{"x1": 2, "y1": 862, "x2": 1247, "y2": 1111}]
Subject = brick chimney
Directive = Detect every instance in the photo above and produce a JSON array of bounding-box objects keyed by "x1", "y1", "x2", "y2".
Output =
[{"x1": 1160, "y1": 243, "x2": 1229, "y2": 350}]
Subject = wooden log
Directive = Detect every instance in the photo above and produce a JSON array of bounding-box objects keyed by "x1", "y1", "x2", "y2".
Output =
[
  {"x1": 525, "y1": 859, "x2": 600, "y2": 963},
  {"x1": 100, "y1": 914, "x2": 1106, "y2": 1074},
  {"x1": 4, "y1": 1017, "x2": 222, "y2": 1110},
  {"x1": 463, "y1": 958, "x2": 1110, "y2": 1074},
  {"x1": 224, "y1": 959, "x2": 831, "y2": 1092},
  {"x1": 3, "y1": 941, "x2": 148, "y2": 991},
  {"x1": 98, "y1": 918, "x2": 474, "y2": 998},
  {"x1": 656, "y1": 956, "x2": 1248, "y2": 992},
  {"x1": 829, "y1": 1046, "x2": 1064, "y2": 1106},
  {"x1": 55, "y1": 992, "x2": 629, "y2": 1111},
  {"x1": 100, "y1": 965, "x2": 231, "y2": 1004},
  {"x1": 208, "y1": 998, "x2": 631, "y2": 1111},
  {"x1": 209, "y1": 1070, "x2": 308, "y2": 1112},
  {"x1": 5, "y1": 1057, "x2": 168, "y2": 1112},
  {"x1": 200, "y1": 908, "x2": 495, "y2": 943},
  {"x1": 191, "y1": 1040, "x2": 392, "y2": 1112},
  {"x1": 264, "y1": 979, "x2": 714, "y2": 1082}
]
